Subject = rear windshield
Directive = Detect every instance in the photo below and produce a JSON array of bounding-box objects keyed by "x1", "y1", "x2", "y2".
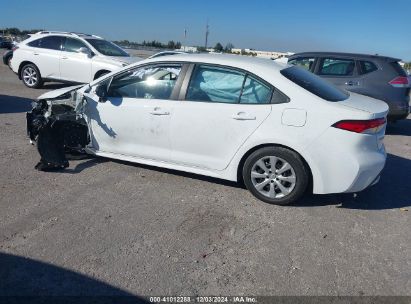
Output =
[
  {"x1": 280, "y1": 66, "x2": 349, "y2": 101},
  {"x1": 390, "y1": 62, "x2": 407, "y2": 77}
]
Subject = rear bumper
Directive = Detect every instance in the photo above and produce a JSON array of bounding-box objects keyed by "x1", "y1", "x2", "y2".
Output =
[
  {"x1": 306, "y1": 128, "x2": 387, "y2": 194},
  {"x1": 343, "y1": 146, "x2": 386, "y2": 193},
  {"x1": 387, "y1": 99, "x2": 410, "y2": 121}
]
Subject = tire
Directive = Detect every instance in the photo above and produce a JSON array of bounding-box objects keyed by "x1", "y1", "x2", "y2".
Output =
[
  {"x1": 21, "y1": 64, "x2": 43, "y2": 88},
  {"x1": 242, "y1": 146, "x2": 309, "y2": 205},
  {"x1": 7, "y1": 56, "x2": 12, "y2": 70}
]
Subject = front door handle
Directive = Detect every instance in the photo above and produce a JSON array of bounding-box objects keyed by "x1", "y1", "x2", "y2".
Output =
[
  {"x1": 150, "y1": 107, "x2": 170, "y2": 116},
  {"x1": 33, "y1": 52, "x2": 39, "y2": 56},
  {"x1": 232, "y1": 112, "x2": 256, "y2": 120},
  {"x1": 61, "y1": 56, "x2": 68, "y2": 60}
]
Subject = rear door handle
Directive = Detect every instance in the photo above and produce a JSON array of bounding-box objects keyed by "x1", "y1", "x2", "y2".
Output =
[
  {"x1": 345, "y1": 81, "x2": 359, "y2": 86},
  {"x1": 150, "y1": 107, "x2": 170, "y2": 116},
  {"x1": 232, "y1": 112, "x2": 256, "y2": 120},
  {"x1": 33, "y1": 52, "x2": 39, "y2": 55},
  {"x1": 61, "y1": 56, "x2": 68, "y2": 60}
]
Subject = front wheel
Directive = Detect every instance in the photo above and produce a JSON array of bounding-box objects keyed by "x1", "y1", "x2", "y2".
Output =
[
  {"x1": 21, "y1": 64, "x2": 43, "y2": 88},
  {"x1": 242, "y1": 147, "x2": 309, "y2": 205}
]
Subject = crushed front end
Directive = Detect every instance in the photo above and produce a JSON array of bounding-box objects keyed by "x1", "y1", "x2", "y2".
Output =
[{"x1": 27, "y1": 86, "x2": 90, "y2": 171}]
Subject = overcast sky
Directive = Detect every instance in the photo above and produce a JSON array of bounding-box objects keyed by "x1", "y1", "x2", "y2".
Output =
[{"x1": 1, "y1": 0, "x2": 410, "y2": 60}]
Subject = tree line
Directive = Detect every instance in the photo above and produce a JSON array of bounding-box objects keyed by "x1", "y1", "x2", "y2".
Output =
[
  {"x1": 0, "y1": 27, "x2": 43, "y2": 36},
  {"x1": 113, "y1": 40, "x2": 182, "y2": 50}
]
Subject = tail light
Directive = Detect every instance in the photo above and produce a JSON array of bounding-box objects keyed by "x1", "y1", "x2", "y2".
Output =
[
  {"x1": 389, "y1": 76, "x2": 409, "y2": 88},
  {"x1": 333, "y1": 118, "x2": 386, "y2": 134},
  {"x1": 12, "y1": 46, "x2": 19, "y2": 52}
]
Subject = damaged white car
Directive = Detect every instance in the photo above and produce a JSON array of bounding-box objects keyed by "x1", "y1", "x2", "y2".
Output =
[{"x1": 27, "y1": 54, "x2": 388, "y2": 205}]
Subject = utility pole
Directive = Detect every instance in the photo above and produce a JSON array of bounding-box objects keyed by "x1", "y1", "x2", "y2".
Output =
[{"x1": 205, "y1": 19, "x2": 210, "y2": 49}]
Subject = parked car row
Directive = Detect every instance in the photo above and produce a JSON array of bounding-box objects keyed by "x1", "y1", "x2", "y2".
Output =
[
  {"x1": 287, "y1": 52, "x2": 410, "y2": 122},
  {"x1": 0, "y1": 37, "x2": 13, "y2": 50}
]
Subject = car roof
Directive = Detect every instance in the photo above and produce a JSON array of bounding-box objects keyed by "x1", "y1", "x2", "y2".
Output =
[
  {"x1": 31, "y1": 31, "x2": 103, "y2": 40},
  {"x1": 145, "y1": 53, "x2": 287, "y2": 72},
  {"x1": 289, "y1": 51, "x2": 401, "y2": 62}
]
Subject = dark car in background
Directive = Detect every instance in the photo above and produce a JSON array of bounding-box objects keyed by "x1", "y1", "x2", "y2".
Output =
[
  {"x1": 2, "y1": 49, "x2": 13, "y2": 68},
  {"x1": 288, "y1": 52, "x2": 410, "y2": 122},
  {"x1": 0, "y1": 38, "x2": 13, "y2": 50}
]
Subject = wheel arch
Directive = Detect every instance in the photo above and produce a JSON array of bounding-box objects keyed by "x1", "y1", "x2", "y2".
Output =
[
  {"x1": 18, "y1": 61, "x2": 38, "y2": 80},
  {"x1": 236, "y1": 143, "x2": 314, "y2": 192}
]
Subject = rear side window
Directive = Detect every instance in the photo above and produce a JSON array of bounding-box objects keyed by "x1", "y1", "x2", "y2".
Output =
[
  {"x1": 288, "y1": 57, "x2": 316, "y2": 71},
  {"x1": 390, "y1": 62, "x2": 407, "y2": 77},
  {"x1": 186, "y1": 65, "x2": 276, "y2": 104},
  {"x1": 30, "y1": 36, "x2": 64, "y2": 50},
  {"x1": 186, "y1": 65, "x2": 245, "y2": 103},
  {"x1": 319, "y1": 58, "x2": 355, "y2": 76},
  {"x1": 281, "y1": 66, "x2": 349, "y2": 102},
  {"x1": 240, "y1": 75, "x2": 272, "y2": 104},
  {"x1": 359, "y1": 61, "x2": 378, "y2": 74},
  {"x1": 27, "y1": 39, "x2": 41, "y2": 48}
]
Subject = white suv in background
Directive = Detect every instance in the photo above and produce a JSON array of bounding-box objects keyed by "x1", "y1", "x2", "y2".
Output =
[{"x1": 10, "y1": 31, "x2": 142, "y2": 88}]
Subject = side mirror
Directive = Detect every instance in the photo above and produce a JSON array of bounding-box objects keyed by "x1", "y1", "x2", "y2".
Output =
[
  {"x1": 95, "y1": 84, "x2": 108, "y2": 102},
  {"x1": 79, "y1": 47, "x2": 93, "y2": 57}
]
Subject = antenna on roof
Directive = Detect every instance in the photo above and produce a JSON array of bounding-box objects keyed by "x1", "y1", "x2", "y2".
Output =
[{"x1": 205, "y1": 19, "x2": 210, "y2": 49}]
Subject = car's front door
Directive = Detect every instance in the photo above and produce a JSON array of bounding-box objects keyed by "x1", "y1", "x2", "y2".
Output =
[
  {"x1": 316, "y1": 57, "x2": 364, "y2": 94},
  {"x1": 84, "y1": 64, "x2": 183, "y2": 162},
  {"x1": 169, "y1": 64, "x2": 273, "y2": 171},
  {"x1": 60, "y1": 37, "x2": 92, "y2": 83}
]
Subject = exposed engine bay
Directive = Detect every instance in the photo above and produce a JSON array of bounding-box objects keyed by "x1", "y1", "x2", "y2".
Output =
[{"x1": 26, "y1": 86, "x2": 90, "y2": 171}]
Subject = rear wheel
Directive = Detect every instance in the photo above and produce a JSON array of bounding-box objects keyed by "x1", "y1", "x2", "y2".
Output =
[
  {"x1": 242, "y1": 147, "x2": 309, "y2": 205},
  {"x1": 21, "y1": 64, "x2": 43, "y2": 88}
]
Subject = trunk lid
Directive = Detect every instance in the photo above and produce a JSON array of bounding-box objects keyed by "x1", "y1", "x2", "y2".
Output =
[{"x1": 339, "y1": 92, "x2": 389, "y2": 118}]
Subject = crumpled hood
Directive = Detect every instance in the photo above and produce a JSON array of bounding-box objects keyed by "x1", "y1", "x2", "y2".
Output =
[{"x1": 37, "y1": 85, "x2": 85, "y2": 100}]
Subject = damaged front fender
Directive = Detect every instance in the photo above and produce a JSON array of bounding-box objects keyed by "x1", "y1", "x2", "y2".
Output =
[{"x1": 27, "y1": 85, "x2": 92, "y2": 171}]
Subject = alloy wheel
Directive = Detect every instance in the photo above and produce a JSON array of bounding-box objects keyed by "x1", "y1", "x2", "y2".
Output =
[
  {"x1": 23, "y1": 67, "x2": 38, "y2": 86},
  {"x1": 250, "y1": 156, "x2": 296, "y2": 198}
]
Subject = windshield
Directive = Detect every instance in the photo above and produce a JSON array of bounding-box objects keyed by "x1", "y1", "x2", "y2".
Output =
[
  {"x1": 281, "y1": 66, "x2": 349, "y2": 102},
  {"x1": 85, "y1": 39, "x2": 129, "y2": 57}
]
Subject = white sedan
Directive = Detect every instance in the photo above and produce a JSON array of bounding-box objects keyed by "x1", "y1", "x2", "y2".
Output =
[{"x1": 27, "y1": 54, "x2": 388, "y2": 205}]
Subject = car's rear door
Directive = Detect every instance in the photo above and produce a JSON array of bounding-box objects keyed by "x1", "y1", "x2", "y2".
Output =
[
  {"x1": 60, "y1": 37, "x2": 92, "y2": 83},
  {"x1": 315, "y1": 57, "x2": 364, "y2": 94},
  {"x1": 169, "y1": 64, "x2": 273, "y2": 171},
  {"x1": 30, "y1": 35, "x2": 64, "y2": 79},
  {"x1": 85, "y1": 63, "x2": 185, "y2": 162}
]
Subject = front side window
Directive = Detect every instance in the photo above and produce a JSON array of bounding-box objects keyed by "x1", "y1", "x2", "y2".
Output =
[
  {"x1": 288, "y1": 57, "x2": 316, "y2": 71},
  {"x1": 281, "y1": 66, "x2": 349, "y2": 102},
  {"x1": 37, "y1": 36, "x2": 64, "y2": 51},
  {"x1": 108, "y1": 65, "x2": 182, "y2": 100},
  {"x1": 319, "y1": 58, "x2": 355, "y2": 76},
  {"x1": 186, "y1": 65, "x2": 274, "y2": 104},
  {"x1": 85, "y1": 39, "x2": 129, "y2": 57},
  {"x1": 64, "y1": 38, "x2": 89, "y2": 53}
]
